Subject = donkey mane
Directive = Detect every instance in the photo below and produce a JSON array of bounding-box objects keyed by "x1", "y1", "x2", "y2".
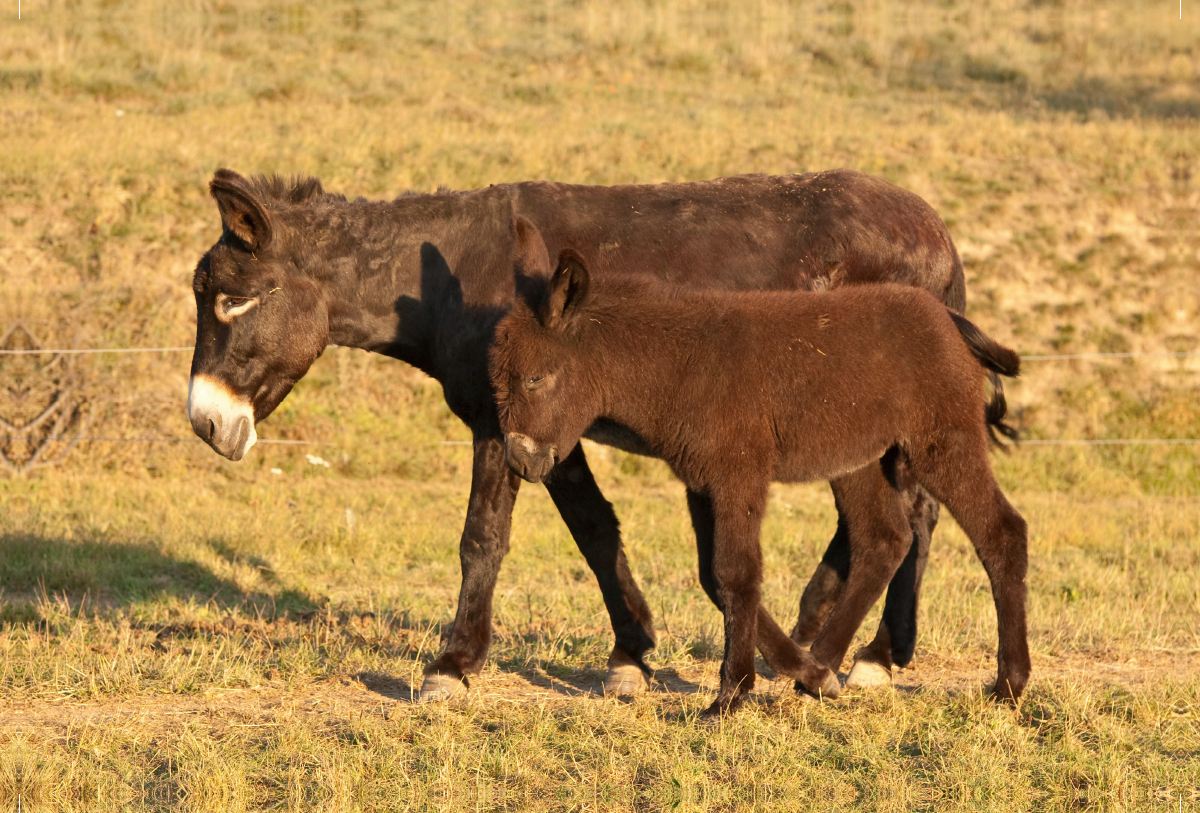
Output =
[
  {"x1": 245, "y1": 173, "x2": 469, "y2": 210},
  {"x1": 243, "y1": 174, "x2": 341, "y2": 207}
]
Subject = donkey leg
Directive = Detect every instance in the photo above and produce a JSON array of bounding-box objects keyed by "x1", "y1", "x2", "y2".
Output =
[
  {"x1": 420, "y1": 434, "x2": 521, "y2": 701},
  {"x1": 909, "y1": 440, "x2": 1031, "y2": 701},
  {"x1": 807, "y1": 465, "x2": 912, "y2": 683},
  {"x1": 700, "y1": 483, "x2": 769, "y2": 718},
  {"x1": 545, "y1": 444, "x2": 656, "y2": 696},
  {"x1": 847, "y1": 479, "x2": 937, "y2": 688},
  {"x1": 687, "y1": 489, "x2": 838, "y2": 698}
]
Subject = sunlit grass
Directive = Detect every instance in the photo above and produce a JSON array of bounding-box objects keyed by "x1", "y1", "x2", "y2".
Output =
[
  {"x1": 2, "y1": 0, "x2": 1199, "y2": 809},
  {"x1": 2, "y1": 0, "x2": 1196, "y2": 478},
  {"x1": 2, "y1": 467, "x2": 1199, "y2": 810}
]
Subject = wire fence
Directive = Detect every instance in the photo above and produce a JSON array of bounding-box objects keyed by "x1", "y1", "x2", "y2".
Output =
[
  {"x1": 4, "y1": 347, "x2": 1200, "y2": 359},
  {"x1": 0, "y1": 346, "x2": 193, "y2": 355},
  {"x1": 2, "y1": 345, "x2": 1198, "y2": 450},
  {"x1": 4, "y1": 436, "x2": 1195, "y2": 446}
]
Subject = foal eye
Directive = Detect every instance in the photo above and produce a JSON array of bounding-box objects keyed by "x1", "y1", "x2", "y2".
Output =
[{"x1": 524, "y1": 375, "x2": 546, "y2": 390}]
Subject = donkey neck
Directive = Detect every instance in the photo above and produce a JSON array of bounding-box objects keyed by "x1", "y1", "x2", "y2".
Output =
[{"x1": 282, "y1": 187, "x2": 516, "y2": 381}]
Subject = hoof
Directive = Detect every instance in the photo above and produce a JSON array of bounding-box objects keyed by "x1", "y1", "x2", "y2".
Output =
[
  {"x1": 795, "y1": 668, "x2": 841, "y2": 700},
  {"x1": 990, "y1": 679, "x2": 1026, "y2": 704},
  {"x1": 604, "y1": 662, "x2": 648, "y2": 696},
  {"x1": 816, "y1": 669, "x2": 841, "y2": 699},
  {"x1": 700, "y1": 692, "x2": 746, "y2": 721},
  {"x1": 845, "y1": 659, "x2": 893, "y2": 689},
  {"x1": 418, "y1": 672, "x2": 466, "y2": 703}
]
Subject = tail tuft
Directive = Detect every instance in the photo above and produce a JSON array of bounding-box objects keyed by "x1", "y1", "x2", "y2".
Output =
[
  {"x1": 948, "y1": 311, "x2": 1020, "y2": 449},
  {"x1": 983, "y1": 371, "x2": 1020, "y2": 449}
]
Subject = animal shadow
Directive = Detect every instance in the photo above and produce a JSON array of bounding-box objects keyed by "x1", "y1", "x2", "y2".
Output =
[
  {"x1": 354, "y1": 671, "x2": 414, "y2": 703},
  {"x1": 0, "y1": 532, "x2": 320, "y2": 620}
]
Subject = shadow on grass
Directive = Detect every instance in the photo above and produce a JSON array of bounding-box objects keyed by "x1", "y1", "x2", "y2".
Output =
[
  {"x1": 0, "y1": 532, "x2": 319, "y2": 623},
  {"x1": 354, "y1": 671, "x2": 414, "y2": 702},
  {"x1": 0, "y1": 534, "x2": 720, "y2": 701},
  {"x1": 483, "y1": 660, "x2": 708, "y2": 701},
  {"x1": 517, "y1": 665, "x2": 606, "y2": 699}
]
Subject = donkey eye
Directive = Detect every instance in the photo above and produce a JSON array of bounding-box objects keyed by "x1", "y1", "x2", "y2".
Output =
[
  {"x1": 216, "y1": 293, "x2": 259, "y2": 322},
  {"x1": 524, "y1": 375, "x2": 546, "y2": 390}
]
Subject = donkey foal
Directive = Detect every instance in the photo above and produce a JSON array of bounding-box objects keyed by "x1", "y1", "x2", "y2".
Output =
[{"x1": 490, "y1": 217, "x2": 1030, "y2": 717}]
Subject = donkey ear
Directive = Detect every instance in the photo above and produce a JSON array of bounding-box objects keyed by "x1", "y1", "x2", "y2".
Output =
[
  {"x1": 511, "y1": 215, "x2": 552, "y2": 278},
  {"x1": 210, "y1": 168, "x2": 272, "y2": 252},
  {"x1": 543, "y1": 249, "x2": 590, "y2": 329}
]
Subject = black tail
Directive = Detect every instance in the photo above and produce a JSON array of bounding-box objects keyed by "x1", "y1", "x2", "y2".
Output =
[{"x1": 948, "y1": 311, "x2": 1020, "y2": 448}]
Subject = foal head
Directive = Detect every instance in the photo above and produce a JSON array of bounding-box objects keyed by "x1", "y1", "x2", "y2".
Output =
[
  {"x1": 490, "y1": 217, "x2": 600, "y2": 483},
  {"x1": 188, "y1": 169, "x2": 331, "y2": 460}
]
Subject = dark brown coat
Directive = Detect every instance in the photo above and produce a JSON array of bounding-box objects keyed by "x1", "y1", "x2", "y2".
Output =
[
  {"x1": 491, "y1": 217, "x2": 1029, "y2": 715},
  {"x1": 187, "y1": 167, "x2": 966, "y2": 699}
]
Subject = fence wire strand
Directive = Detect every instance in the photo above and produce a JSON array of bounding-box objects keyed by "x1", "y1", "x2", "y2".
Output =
[
  {"x1": 2, "y1": 345, "x2": 1197, "y2": 451},
  {"x1": 0, "y1": 347, "x2": 193, "y2": 355},
  {"x1": 3, "y1": 346, "x2": 1199, "y2": 359}
]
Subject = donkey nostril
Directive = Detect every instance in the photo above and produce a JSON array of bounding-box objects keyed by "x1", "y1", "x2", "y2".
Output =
[{"x1": 206, "y1": 418, "x2": 216, "y2": 442}]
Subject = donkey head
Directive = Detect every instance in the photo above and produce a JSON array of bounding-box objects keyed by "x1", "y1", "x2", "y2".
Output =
[
  {"x1": 188, "y1": 169, "x2": 330, "y2": 460},
  {"x1": 489, "y1": 217, "x2": 596, "y2": 483}
]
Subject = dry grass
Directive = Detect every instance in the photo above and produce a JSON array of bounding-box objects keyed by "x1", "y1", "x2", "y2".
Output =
[
  {"x1": 2, "y1": 0, "x2": 1197, "y2": 472},
  {"x1": 2, "y1": 469, "x2": 1199, "y2": 810},
  {"x1": 2, "y1": 0, "x2": 1200, "y2": 810}
]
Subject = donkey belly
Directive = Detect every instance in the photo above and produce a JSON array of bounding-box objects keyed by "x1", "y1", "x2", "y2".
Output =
[
  {"x1": 584, "y1": 418, "x2": 659, "y2": 458},
  {"x1": 770, "y1": 414, "x2": 900, "y2": 484},
  {"x1": 772, "y1": 443, "x2": 893, "y2": 484}
]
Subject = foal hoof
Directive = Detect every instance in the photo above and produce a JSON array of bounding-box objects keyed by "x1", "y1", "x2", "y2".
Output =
[
  {"x1": 845, "y1": 659, "x2": 893, "y2": 690},
  {"x1": 418, "y1": 672, "x2": 467, "y2": 703},
  {"x1": 604, "y1": 663, "x2": 648, "y2": 696},
  {"x1": 700, "y1": 693, "x2": 746, "y2": 722},
  {"x1": 794, "y1": 668, "x2": 841, "y2": 701}
]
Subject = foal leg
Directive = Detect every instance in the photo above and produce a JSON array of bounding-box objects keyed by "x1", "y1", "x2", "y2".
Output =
[
  {"x1": 806, "y1": 464, "x2": 913, "y2": 684},
  {"x1": 699, "y1": 482, "x2": 770, "y2": 717},
  {"x1": 846, "y1": 472, "x2": 938, "y2": 688},
  {"x1": 908, "y1": 438, "x2": 1031, "y2": 701},
  {"x1": 793, "y1": 480, "x2": 937, "y2": 678},
  {"x1": 421, "y1": 433, "x2": 521, "y2": 700},
  {"x1": 545, "y1": 444, "x2": 656, "y2": 695},
  {"x1": 688, "y1": 490, "x2": 838, "y2": 700}
]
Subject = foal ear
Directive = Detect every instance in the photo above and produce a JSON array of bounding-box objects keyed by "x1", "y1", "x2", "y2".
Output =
[
  {"x1": 511, "y1": 215, "x2": 553, "y2": 279},
  {"x1": 543, "y1": 249, "x2": 590, "y2": 329},
  {"x1": 210, "y1": 168, "x2": 273, "y2": 252}
]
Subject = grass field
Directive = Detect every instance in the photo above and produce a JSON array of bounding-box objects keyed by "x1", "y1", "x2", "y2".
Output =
[{"x1": 2, "y1": 0, "x2": 1199, "y2": 810}]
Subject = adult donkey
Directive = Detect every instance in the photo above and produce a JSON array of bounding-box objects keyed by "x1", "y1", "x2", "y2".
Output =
[{"x1": 187, "y1": 168, "x2": 963, "y2": 700}]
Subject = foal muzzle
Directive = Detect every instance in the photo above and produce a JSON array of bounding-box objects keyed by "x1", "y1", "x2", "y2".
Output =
[
  {"x1": 188, "y1": 374, "x2": 258, "y2": 461},
  {"x1": 504, "y1": 433, "x2": 557, "y2": 483}
]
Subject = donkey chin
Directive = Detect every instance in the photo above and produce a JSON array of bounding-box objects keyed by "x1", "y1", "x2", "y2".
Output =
[
  {"x1": 503, "y1": 433, "x2": 557, "y2": 483},
  {"x1": 188, "y1": 374, "x2": 259, "y2": 461}
]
